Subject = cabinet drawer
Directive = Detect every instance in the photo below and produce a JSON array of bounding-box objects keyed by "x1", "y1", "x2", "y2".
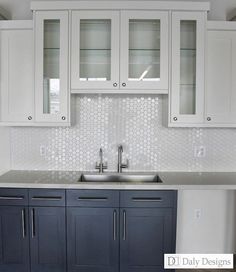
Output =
[
  {"x1": 0, "y1": 188, "x2": 28, "y2": 206},
  {"x1": 120, "y1": 190, "x2": 177, "y2": 208},
  {"x1": 29, "y1": 189, "x2": 65, "y2": 206},
  {"x1": 67, "y1": 190, "x2": 119, "y2": 207}
]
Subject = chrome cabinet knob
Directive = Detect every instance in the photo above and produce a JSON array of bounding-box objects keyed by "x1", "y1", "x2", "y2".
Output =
[
  {"x1": 207, "y1": 117, "x2": 211, "y2": 121},
  {"x1": 113, "y1": 83, "x2": 118, "y2": 87},
  {"x1": 122, "y1": 83, "x2": 126, "y2": 87},
  {"x1": 62, "y1": 116, "x2": 66, "y2": 121},
  {"x1": 173, "y1": 117, "x2": 178, "y2": 121},
  {"x1": 28, "y1": 116, "x2": 32, "y2": 121}
]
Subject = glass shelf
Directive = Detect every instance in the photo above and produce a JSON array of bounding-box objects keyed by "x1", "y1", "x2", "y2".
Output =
[
  {"x1": 80, "y1": 49, "x2": 111, "y2": 51},
  {"x1": 44, "y1": 48, "x2": 60, "y2": 50},
  {"x1": 129, "y1": 49, "x2": 160, "y2": 51}
]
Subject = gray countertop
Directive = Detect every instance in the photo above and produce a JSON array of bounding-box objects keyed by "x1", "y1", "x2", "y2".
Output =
[{"x1": 0, "y1": 170, "x2": 236, "y2": 190}]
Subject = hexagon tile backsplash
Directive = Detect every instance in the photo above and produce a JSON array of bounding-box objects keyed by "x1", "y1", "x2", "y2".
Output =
[{"x1": 10, "y1": 95, "x2": 236, "y2": 172}]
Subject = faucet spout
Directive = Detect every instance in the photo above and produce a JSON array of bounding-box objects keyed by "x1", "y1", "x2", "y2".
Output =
[{"x1": 117, "y1": 145, "x2": 128, "y2": 173}]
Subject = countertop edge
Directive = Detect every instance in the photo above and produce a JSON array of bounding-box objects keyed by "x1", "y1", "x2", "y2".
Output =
[{"x1": 0, "y1": 182, "x2": 235, "y2": 190}]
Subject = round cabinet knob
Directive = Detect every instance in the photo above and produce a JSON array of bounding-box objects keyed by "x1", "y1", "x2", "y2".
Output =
[
  {"x1": 122, "y1": 83, "x2": 126, "y2": 87},
  {"x1": 173, "y1": 117, "x2": 178, "y2": 121},
  {"x1": 28, "y1": 116, "x2": 32, "y2": 121},
  {"x1": 113, "y1": 83, "x2": 118, "y2": 87},
  {"x1": 62, "y1": 116, "x2": 66, "y2": 121},
  {"x1": 207, "y1": 117, "x2": 211, "y2": 121}
]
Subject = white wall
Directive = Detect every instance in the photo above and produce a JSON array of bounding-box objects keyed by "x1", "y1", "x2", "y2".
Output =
[
  {"x1": 176, "y1": 190, "x2": 236, "y2": 253},
  {"x1": 0, "y1": 127, "x2": 10, "y2": 174},
  {"x1": 0, "y1": 0, "x2": 236, "y2": 254}
]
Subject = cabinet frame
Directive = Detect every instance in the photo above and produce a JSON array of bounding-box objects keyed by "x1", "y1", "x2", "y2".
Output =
[{"x1": 34, "y1": 10, "x2": 70, "y2": 124}]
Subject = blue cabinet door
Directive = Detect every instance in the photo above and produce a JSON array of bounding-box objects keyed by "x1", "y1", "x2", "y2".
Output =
[
  {"x1": 67, "y1": 207, "x2": 119, "y2": 272},
  {"x1": 30, "y1": 207, "x2": 66, "y2": 272},
  {"x1": 120, "y1": 208, "x2": 176, "y2": 272},
  {"x1": 0, "y1": 206, "x2": 30, "y2": 272}
]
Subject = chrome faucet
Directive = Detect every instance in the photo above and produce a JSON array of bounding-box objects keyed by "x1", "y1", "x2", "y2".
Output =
[
  {"x1": 95, "y1": 148, "x2": 107, "y2": 173},
  {"x1": 117, "y1": 145, "x2": 129, "y2": 173}
]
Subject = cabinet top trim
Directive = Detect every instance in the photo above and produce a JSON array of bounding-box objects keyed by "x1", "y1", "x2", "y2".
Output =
[
  {"x1": 207, "y1": 20, "x2": 236, "y2": 31},
  {"x1": 31, "y1": 1, "x2": 210, "y2": 11}
]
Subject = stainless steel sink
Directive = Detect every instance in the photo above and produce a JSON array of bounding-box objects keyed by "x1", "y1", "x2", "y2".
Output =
[{"x1": 78, "y1": 173, "x2": 162, "y2": 183}]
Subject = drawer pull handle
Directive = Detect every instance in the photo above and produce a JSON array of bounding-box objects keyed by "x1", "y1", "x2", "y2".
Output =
[
  {"x1": 0, "y1": 196, "x2": 24, "y2": 200},
  {"x1": 32, "y1": 196, "x2": 62, "y2": 201},
  {"x1": 78, "y1": 197, "x2": 108, "y2": 201},
  {"x1": 113, "y1": 210, "x2": 117, "y2": 241},
  {"x1": 22, "y1": 209, "x2": 26, "y2": 238},
  {"x1": 31, "y1": 209, "x2": 35, "y2": 238},
  {"x1": 132, "y1": 197, "x2": 163, "y2": 202},
  {"x1": 123, "y1": 210, "x2": 126, "y2": 241}
]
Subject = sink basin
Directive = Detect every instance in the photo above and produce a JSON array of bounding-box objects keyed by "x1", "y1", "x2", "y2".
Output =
[{"x1": 78, "y1": 173, "x2": 162, "y2": 183}]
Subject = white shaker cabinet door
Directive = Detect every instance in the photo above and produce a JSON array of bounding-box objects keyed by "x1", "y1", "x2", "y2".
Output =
[
  {"x1": 71, "y1": 11, "x2": 120, "y2": 91},
  {"x1": 206, "y1": 29, "x2": 236, "y2": 125},
  {"x1": 170, "y1": 11, "x2": 206, "y2": 126},
  {"x1": 34, "y1": 11, "x2": 70, "y2": 125},
  {"x1": 120, "y1": 10, "x2": 169, "y2": 92},
  {"x1": 0, "y1": 25, "x2": 34, "y2": 123}
]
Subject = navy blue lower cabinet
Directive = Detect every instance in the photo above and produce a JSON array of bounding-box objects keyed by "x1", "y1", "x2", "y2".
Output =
[
  {"x1": 120, "y1": 208, "x2": 174, "y2": 272},
  {"x1": 0, "y1": 206, "x2": 30, "y2": 272},
  {"x1": 67, "y1": 207, "x2": 119, "y2": 272},
  {"x1": 120, "y1": 208, "x2": 176, "y2": 272},
  {"x1": 29, "y1": 207, "x2": 66, "y2": 272}
]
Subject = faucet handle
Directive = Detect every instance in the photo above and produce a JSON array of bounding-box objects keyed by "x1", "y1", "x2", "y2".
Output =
[
  {"x1": 95, "y1": 161, "x2": 108, "y2": 172},
  {"x1": 122, "y1": 159, "x2": 129, "y2": 169},
  {"x1": 102, "y1": 162, "x2": 108, "y2": 169}
]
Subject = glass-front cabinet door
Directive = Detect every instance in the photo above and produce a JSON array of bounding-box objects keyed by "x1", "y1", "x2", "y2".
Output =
[
  {"x1": 170, "y1": 12, "x2": 206, "y2": 125},
  {"x1": 71, "y1": 11, "x2": 119, "y2": 91},
  {"x1": 120, "y1": 11, "x2": 169, "y2": 91},
  {"x1": 34, "y1": 11, "x2": 69, "y2": 124}
]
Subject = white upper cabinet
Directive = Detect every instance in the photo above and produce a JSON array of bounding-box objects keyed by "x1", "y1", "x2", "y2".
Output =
[
  {"x1": 34, "y1": 11, "x2": 70, "y2": 125},
  {"x1": 206, "y1": 22, "x2": 236, "y2": 126},
  {"x1": 70, "y1": 9, "x2": 169, "y2": 93},
  {"x1": 120, "y1": 11, "x2": 168, "y2": 92},
  {"x1": 170, "y1": 11, "x2": 206, "y2": 126},
  {"x1": 0, "y1": 21, "x2": 34, "y2": 125},
  {"x1": 71, "y1": 11, "x2": 120, "y2": 91}
]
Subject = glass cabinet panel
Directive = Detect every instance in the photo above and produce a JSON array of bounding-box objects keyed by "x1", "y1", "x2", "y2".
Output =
[
  {"x1": 80, "y1": 19, "x2": 111, "y2": 82},
  {"x1": 171, "y1": 12, "x2": 205, "y2": 124},
  {"x1": 35, "y1": 11, "x2": 69, "y2": 124},
  {"x1": 179, "y1": 21, "x2": 196, "y2": 115},
  {"x1": 120, "y1": 11, "x2": 168, "y2": 91},
  {"x1": 43, "y1": 20, "x2": 60, "y2": 114},
  {"x1": 71, "y1": 11, "x2": 119, "y2": 90},
  {"x1": 128, "y1": 19, "x2": 160, "y2": 81}
]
